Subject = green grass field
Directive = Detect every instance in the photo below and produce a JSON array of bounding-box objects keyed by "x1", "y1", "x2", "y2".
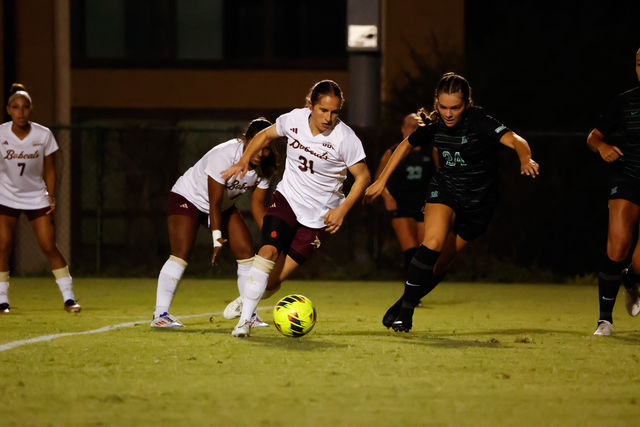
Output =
[{"x1": 1, "y1": 277, "x2": 639, "y2": 426}]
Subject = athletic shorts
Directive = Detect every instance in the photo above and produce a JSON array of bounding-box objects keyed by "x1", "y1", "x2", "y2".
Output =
[
  {"x1": 390, "y1": 206, "x2": 425, "y2": 222},
  {"x1": 261, "y1": 191, "x2": 329, "y2": 265},
  {"x1": 427, "y1": 174, "x2": 497, "y2": 242},
  {"x1": 0, "y1": 204, "x2": 50, "y2": 221},
  {"x1": 608, "y1": 180, "x2": 640, "y2": 206},
  {"x1": 167, "y1": 192, "x2": 236, "y2": 232}
]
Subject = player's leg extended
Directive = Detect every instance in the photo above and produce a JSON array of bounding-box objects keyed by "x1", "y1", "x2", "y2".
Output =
[
  {"x1": 386, "y1": 203, "x2": 454, "y2": 331},
  {"x1": 623, "y1": 236, "x2": 640, "y2": 317},
  {"x1": 391, "y1": 216, "x2": 421, "y2": 270},
  {"x1": 0, "y1": 214, "x2": 18, "y2": 312},
  {"x1": 595, "y1": 199, "x2": 640, "y2": 334},
  {"x1": 30, "y1": 213, "x2": 80, "y2": 311},
  {"x1": 226, "y1": 208, "x2": 255, "y2": 297},
  {"x1": 263, "y1": 254, "x2": 300, "y2": 300},
  {"x1": 152, "y1": 214, "x2": 198, "y2": 325}
]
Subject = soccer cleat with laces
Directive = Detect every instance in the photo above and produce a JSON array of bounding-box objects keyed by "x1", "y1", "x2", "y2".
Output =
[
  {"x1": 64, "y1": 299, "x2": 82, "y2": 313},
  {"x1": 0, "y1": 302, "x2": 9, "y2": 313},
  {"x1": 232, "y1": 319, "x2": 252, "y2": 337},
  {"x1": 622, "y1": 268, "x2": 640, "y2": 317},
  {"x1": 250, "y1": 312, "x2": 269, "y2": 328},
  {"x1": 223, "y1": 296, "x2": 242, "y2": 319},
  {"x1": 150, "y1": 312, "x2": 184, "y2": 328},
  {"x1": 391, "y1": 306, "x2": 415, "y2": 332},
  {"x1": 593, "y1": 320, "x2": 613, "y2": 336}
]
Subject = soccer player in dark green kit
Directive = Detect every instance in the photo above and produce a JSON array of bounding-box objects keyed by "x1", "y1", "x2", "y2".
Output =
[
  {"x1": 587, "y1": 47, "x2": 640, "y2": 336},
  {"x1": 365, "y1": 72, "x2": 540, "y2": 332}
]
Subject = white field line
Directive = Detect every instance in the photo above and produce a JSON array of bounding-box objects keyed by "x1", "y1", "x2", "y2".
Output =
[{"x1": 0, "y1": 306, "x2": 273, "y2": 353}]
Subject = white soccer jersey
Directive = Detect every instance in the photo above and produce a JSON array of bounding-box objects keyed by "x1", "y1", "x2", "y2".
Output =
[
  {"x1": 0, "y1": 121, "x2": 59, "y2": 209},
  {"x1": 171, "y1": 138, "x2": 269, "y2": 213},
  {"x1": 275, "y1": 108, "x2": 366, "y2": 228}
]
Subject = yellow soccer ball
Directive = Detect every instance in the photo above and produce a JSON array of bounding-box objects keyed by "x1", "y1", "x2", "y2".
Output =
[{"x1": 273, "y1": 294, "x2": 317, "y2": 337}]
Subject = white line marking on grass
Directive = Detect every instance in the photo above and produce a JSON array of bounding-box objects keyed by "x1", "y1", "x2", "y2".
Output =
[{"x1": 0, "y1": 307, "x2": 272, "y2": 353}]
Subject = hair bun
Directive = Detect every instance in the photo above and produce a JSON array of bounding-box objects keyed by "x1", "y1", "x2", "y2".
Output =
[{"x1": 9, "y1": 83, "x2": 26, "y2": 95}]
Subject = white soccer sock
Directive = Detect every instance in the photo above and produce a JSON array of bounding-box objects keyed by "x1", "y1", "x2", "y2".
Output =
[
  {"x1": 154, "y1": 255, "x2": 187, "y2": 318},
  {"x1": 0, "y1": 271, "x2": 9, "y2": 304},
  {"x1": 53, "y1": 266, "x2": 75, "y2": 302},
  {"x1": 240, "y1": 255, "x2": 275, "y2": 322},
  {"x1": 236, "y1": 257, "x2": 254, "y2": 297}
]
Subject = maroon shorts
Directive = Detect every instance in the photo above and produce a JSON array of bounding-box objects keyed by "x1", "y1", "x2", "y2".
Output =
[
  {"x1": 167, "y1": 192, "x2": 236, "y2": 232},
  {"x1": 0, "y1": 204, "x2": 50, "y2": 221},
  {"x1": 261, "y1": 191, "x2": 329, "y2": 265}
]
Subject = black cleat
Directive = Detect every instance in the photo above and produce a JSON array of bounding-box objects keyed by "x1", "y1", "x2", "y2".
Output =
[
  {"x1": 382, "y1": 297, "x2": 404, "y2": 328},
  {"x1": 0, "y1": 302, "x2": 9, "y2": 313},
  {"x1": 391, "y1": 307, "x2": 414, "y2": 332}
]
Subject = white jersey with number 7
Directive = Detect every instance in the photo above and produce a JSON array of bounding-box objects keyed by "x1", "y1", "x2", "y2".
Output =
[
  {"x1": 0, "y1": 121, "x2": 58, "y2": 210},
  {"x1": 275, "y1": 108, "x2": 366, "y2": 228}
]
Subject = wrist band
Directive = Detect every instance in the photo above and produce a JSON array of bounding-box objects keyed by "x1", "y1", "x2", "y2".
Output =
[{"x1": 212, "y1": 229, "x2": 222, "y2": 248}]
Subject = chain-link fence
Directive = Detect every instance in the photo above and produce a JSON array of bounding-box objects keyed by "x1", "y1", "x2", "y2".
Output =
[{"x1": 13, "y1": 125, "x2": 610, "y2": 282}]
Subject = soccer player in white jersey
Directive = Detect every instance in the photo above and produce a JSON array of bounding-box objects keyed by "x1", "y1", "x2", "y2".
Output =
[
  {"x1": 151, "y1": 118, "x2": 278, "y2": 327},
  {"x1": 0, "y1": 83, "x2": 80, "y2": 313},
  {"x1": 222, "y1": 80, "x2": 371, "y2": 337}
]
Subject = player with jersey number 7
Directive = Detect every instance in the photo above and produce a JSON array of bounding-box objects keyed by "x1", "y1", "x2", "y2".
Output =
[
  {"x1": 222, "y1": 80, "x2": 371, "y2": 337},
  {"x1": 0, "y1": 83, "x2": 80, "y2": 314}
]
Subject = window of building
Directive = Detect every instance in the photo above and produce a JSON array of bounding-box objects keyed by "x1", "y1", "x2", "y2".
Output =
[{"x1": 72, "y1": 0, "x2": 347, "y2": 69}]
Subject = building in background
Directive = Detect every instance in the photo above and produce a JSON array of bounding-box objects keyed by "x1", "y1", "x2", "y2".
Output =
[{"x1": 0, "y1": 0, "x2": 464, "y2": 274}]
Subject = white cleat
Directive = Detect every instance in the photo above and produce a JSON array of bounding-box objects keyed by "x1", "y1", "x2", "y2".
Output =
[
  {"x1": 64, "y1": 299, "x2": 82, "y2": 313},
  {"x1": 223, "y1": 296, "x2": 243, "y2": 319},
  {"x1": 624, "y1": 284, "x2": 640, "y2": 317},
  {"x1": 232, "y1": 319, "x2": 251, "y2": 337},
  {"x1": 593, "y1": 320, "x2": 613, "y2": 336},
  {"x1": 150, "y1": 312, "x2": 184, "y2": 328},
  {"x1": 250, "y1": 312, "x2": 269, "y2": 328}
]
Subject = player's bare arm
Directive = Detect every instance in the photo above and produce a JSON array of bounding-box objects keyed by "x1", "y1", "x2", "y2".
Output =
[
  {"x1": 365, "y1": 138, "x2": 413, "y2": 202},
  {"x1": 43, "y1": 154, "x2": 57, "y2": 214},
  {"x1": 207, "y1": 176, "x2": 228, "y2": 265},
  {"x1": 324, "y1": 160, "x2": 371, "y2": 234},
  {"x1": 374, "y1": 149, "x2": 398, "y2": 211},
  {"x1": 499, "y1": 131, "x2": 540, "y2": 178},
  {"x1": 222, "y1": 125, "x2": 279, "y2": 180},
  {"x1": 587, "y1": 128, "x2": 623, "y2": 163}
]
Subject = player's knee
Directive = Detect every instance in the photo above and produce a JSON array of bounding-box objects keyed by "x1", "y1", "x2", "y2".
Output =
[
  {"x1": 232, "y1": 244, "x2": 254, "y2": 261},
  {"x1": 422, "y1": 236, "x2": 444, "y2": 252},
  {"x1": 257, "y1": 244, "x2": 278, "y2": 261},
  {"x1": 607, "y1": 239, "x2": 631, "y2": 262}
]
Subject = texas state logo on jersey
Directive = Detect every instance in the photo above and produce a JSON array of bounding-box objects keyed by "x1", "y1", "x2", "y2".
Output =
[
  {"x1": 274, "y1": 108, "x2": 366, "y2": 228},
  {"x1": 171, "y1": 138, "x2": 269, "y2": 214},
  {"x1": 0, "y1": 121, "x2": 58, "y2": 209}
]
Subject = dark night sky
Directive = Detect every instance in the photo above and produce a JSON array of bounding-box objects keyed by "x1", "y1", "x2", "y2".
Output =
[{"x1": 465, "y1": 1, "x2": 640, "y2": 132}]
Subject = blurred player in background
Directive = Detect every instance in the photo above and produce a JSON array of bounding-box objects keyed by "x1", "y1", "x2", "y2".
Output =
[
  {"x1": 374, "y1": 113, "x2": 434, "y2": 271},
  {"x1": 0, "y1": 83, "x2": 80, "y2": 313},
  {"x1": 151, "y1": 118, "x2": 278, "y2": 328},
  {"x1": 366, "y1": 72, "x2": 539, "y2": 332},
  {"x1": 222, "y1": 79, "x2": 370, "y2": 337},
  {"x1": 587, "y1": 47, "x2": 640, "y2": 336}
]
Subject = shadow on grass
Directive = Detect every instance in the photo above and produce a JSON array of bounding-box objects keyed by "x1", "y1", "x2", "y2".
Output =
[{"x1": 155, "y1": 327, "x2": 348, "y2": 350}]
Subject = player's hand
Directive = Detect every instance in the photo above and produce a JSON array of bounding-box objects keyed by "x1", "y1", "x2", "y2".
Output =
[
  {"x1": 520, "y1": 158, "x2": 540, "y2": 178},
  {"x1": 221, "y1": 160, "x2": 250, "y2": 181},
  {"x1": 210, "y1": 238, "x2": 227, "y2": 265},
  {"x1": 597, "y1": 143, "x2": 623, "y2": 163},
  {"x1": 46, "y1": 195, "x2": 56, "y2": 215},
  {"x1": 364, "y1": 180, "x2": 386, "y2": 204},
  {"x1": 324, "y1": 208, "x2": 345, "y2": 234}
]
